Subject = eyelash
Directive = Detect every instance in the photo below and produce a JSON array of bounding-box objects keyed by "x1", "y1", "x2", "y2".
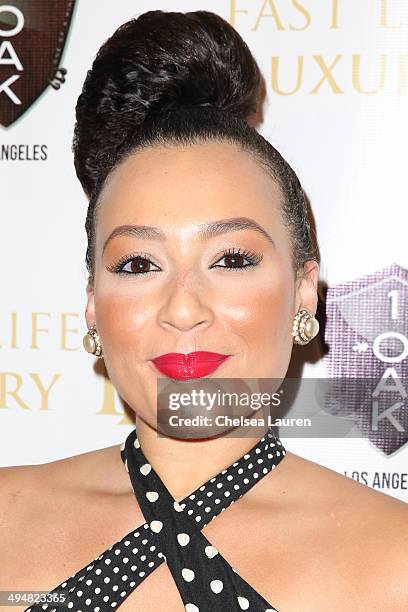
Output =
[{"x1": 107, "y1": 248, "x2": 263, "y2": 277}]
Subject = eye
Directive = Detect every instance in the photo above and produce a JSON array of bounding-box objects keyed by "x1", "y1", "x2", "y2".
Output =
[
  {"x1": 107, "y1": 253, "x2": 161, "y2": 276},
  {"x1": 211, "y1": 247, "x2": 262, "y2": 271}
]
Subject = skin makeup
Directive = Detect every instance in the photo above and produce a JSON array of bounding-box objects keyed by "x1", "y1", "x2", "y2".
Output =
[{"x1": 85, "y1": 140, "x2": 319, "y2": 498}]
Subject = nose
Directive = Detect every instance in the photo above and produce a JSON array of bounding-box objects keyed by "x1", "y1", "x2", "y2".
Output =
[{"x1": 157, "y1": 272, "x2": 214, "y2": 333}]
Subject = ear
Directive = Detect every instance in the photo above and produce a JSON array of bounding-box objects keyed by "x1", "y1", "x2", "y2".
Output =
[
  {"x1": 84, "y1": 282, "x2": 95, "y2": 329},
  {"x1": 295, "y1": 260, "x2": 320, "y2": 316}
]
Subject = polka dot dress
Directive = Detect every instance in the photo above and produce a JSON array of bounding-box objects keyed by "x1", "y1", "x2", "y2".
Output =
[{"x1": 24, "y1": 426, "x2": 286, "y2": 612}]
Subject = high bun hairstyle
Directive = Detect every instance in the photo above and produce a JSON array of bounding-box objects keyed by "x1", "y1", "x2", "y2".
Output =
[{"x1": 73, "y1": 9, "x2": 318, "y2": 286}]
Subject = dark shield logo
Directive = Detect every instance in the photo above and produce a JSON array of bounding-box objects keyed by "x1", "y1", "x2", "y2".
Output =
[
  {"x1": 323, "y1": 263, "x2": 408, "y2": 455},
  {"x1": 0, "y1": 0, "x2": 77, "y2": 127}
]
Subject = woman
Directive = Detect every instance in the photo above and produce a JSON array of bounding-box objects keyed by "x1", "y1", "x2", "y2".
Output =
[{"x1": 1, "y1": 9, "x2": 407, "y2": 612}]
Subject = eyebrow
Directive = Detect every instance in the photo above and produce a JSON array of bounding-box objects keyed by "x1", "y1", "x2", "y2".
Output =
[{"x1": 102, "y1": 217, "x2": 275, "y2": 253}]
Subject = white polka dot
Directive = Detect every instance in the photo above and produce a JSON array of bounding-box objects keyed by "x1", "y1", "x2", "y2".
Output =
[
  {"x1": 185, "y1": 604, "x2": 199, "y2": 612},
  {"x1": 150, "y1": 520, "x2": 163, "y2": 533},
  {"x1": 177, "y1": 533, "x2": 190, "y2": 546},
  {"x1": 85, "y1": 599, "x2": 91, "y2": 605},
  {"x1": 146, "y1": 491, "x2": 159, "y2": 502},
  {"x1": 174, "y1": 501, "x2": 184, "y2": 512},
  {"x1": 182, "y1": 568, "x2": 195, "y2": 582},
  {"x1": 210, "y1": 579, "x2": 223, "y2": 593},
  {"x1": 238, "y1": 596, "x2": 250, "y2": 609},
  {"x1": 140, "y1": 463, "x2": 152, "y2": 475},
  {"x1": 133, "y1": 437, "x2": 140, "y2": 448},
  {"x1": 205, "y1": 545, "x2": 218, "y2": 558}
]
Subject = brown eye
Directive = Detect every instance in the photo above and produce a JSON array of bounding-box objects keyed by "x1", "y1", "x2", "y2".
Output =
[
  {"x1": 122, "y1": 257, "x2": 152, "y2": 274},
  {"x1": 224, "y1": 253, "x2": 246, "y2": 268},
  {"x1": 212, "y1": 248, "x2": 262, "y2": 271},
  {"x1": 108, "y1": 255, "x2": 160, "y2": 276}
]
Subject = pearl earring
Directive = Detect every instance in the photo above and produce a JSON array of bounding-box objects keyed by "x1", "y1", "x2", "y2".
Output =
[
  {"x1": 292, "y1": 309, "x2": 319, "y2": 345},
  {"x1": 83, "y1": 324, "x2": 103, "y2": 357}
]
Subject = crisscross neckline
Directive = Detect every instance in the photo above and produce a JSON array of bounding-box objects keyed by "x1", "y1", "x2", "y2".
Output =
[{"x1": 24, "y1": 426, "x2": 286, "y2": 612}]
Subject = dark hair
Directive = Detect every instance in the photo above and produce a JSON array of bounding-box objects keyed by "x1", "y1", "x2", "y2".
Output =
[{"x1": 73, "y1": 9, "x2": 318, "y2": 286}]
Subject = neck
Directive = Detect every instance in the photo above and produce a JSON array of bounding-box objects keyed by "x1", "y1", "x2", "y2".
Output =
[{"x1": 134, "y1": 414, "x2": 270, "y2": 501}]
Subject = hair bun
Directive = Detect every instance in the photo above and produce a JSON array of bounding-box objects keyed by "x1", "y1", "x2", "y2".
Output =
[{"x1": 73, "y1": 9, "x2": 260, "y2": 197}]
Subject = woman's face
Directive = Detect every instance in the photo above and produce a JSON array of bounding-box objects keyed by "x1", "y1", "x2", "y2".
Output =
[{"x1": 85, "y1": 141, "x2": 319, "y2": 426}]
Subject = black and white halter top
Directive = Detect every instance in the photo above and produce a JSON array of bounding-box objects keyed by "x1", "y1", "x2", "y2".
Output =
[{"x1": 25, "y1": 426, "x2": 286, "y2": 612}]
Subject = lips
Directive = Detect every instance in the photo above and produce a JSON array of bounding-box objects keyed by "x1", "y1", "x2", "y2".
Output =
[{"x1": 151, "y1": 351, "x2": 231, "y2": 379}]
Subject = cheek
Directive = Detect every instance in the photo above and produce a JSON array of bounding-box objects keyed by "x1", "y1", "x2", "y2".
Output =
[
  {"x1": 217, "y1": 274, "x2": 295, "y2": 344},
  {"x1": 94, "y1": 288, "x2": 154, "y2": 351}
]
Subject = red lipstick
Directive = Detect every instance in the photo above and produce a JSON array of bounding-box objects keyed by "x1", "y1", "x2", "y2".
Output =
[{"x1": 151, "y1": 351, "x2": 231, "y2": 379}]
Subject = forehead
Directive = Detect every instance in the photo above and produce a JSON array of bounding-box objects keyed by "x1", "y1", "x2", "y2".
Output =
[{"x1": 96, "y1": 140, "x2": 284, "y2": 234}]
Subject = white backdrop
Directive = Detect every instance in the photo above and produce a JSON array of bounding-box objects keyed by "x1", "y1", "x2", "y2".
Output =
[{"x1": 1, "y1": 0, "x2": 407, "y2": 502}]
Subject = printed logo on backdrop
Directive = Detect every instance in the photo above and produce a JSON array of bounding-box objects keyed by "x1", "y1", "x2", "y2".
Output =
[
  {"x1": 323, "y1": 263, "x2": 408, "y2": 455},
  {"x1": 0, "y1": 1, "x2": 77, "y2": 128}
]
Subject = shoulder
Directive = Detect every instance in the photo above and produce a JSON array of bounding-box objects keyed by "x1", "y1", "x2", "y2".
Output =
[
  {"x1": 284, "y1": 451, "x2": 408, "y2": 607},
  {"x1": 0, "y1": 442, "x2": 131, "y2": 511}
]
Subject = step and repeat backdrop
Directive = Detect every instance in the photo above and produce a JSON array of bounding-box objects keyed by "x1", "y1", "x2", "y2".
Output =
[{"x1": 1, "y1": 0, "x2": 407, "y2": 502}]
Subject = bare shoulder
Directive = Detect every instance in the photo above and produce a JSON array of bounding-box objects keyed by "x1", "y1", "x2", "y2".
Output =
[
  {"x1": 282, "y1": 450, "x2": 408, "y2": 608},
  {"x1": 0, "y1": 442, "x2": 130, "y2": 502}
]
